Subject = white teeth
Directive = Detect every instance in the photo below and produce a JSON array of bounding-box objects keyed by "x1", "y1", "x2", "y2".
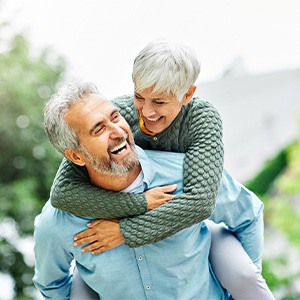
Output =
[
  {"x1": 110, "y1": 140, "x2": 127, "y2": 153},
  {"x1": 146, "y1": 116, "x2": 160, "y2": 122}
]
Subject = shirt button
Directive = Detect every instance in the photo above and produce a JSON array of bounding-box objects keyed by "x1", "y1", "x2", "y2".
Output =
[
  {"x1": 153, "y1": 137, "x2": 158, "y2": 141},
  {"x1": 138, "y1": 256, "x2": 143, "y2": 261},
  {"x1": 146, "y1": 285, "x2": 151, "y2": 290}
]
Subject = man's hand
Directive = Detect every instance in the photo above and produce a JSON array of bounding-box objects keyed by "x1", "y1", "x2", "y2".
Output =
[
  {"x1": 145, "y1": 184, "x2": 177, "y2": 210},
  {"x1": 73, "y1": 219, "x2": 124, "y2": 254}
]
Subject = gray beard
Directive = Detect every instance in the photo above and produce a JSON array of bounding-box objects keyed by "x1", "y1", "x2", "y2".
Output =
[{"x1": 80, "y1": 144, "x2": 139, "y2": 176}]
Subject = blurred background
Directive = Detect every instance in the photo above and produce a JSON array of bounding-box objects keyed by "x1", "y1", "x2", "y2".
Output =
[{"x1": 0, "y1": 0, "x2": 299, "y2": 299}]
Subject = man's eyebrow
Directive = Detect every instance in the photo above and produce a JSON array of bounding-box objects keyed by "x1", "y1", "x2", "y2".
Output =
[
  {"x1": 111, "y1": 108, "x2": 120, "y2": 116},
  {"x1": 89, "y1": 108, "x2": 120, "y2": 135}
]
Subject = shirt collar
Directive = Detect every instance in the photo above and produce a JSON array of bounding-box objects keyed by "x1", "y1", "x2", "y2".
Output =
[{"x1": 136, "y1": 146, "x2": 154, "y2": 191}]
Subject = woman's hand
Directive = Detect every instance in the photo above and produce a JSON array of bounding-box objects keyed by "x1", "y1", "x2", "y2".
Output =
[
  {"x1": 74, "y1": 219, "x2": 124, "y2": 254},
  {"x1": 145, "y1": 184, "x2": 177, "y2": 210}
]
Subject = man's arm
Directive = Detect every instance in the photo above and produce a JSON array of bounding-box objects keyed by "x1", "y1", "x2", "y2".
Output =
[
  {"x1": 33, "y1": 208, "x2": 73, "y2": 299},
  {"x1": 209, "y1": 169, "x2": 265, "y2": 269}
]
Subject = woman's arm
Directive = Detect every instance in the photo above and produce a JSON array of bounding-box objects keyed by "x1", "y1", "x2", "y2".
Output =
[
  {"x1": 119, "y1": 100, "x2": 224, "y2": 247},
  {"x1": 50, "y1": 157, "x2": 148, "y2": 218},
  {"x1": 52, "y1": 97, "x2": 223, "y2": 247},
  {"x1": 51, "y1": 156, "x2": 176, "y2": 218}
]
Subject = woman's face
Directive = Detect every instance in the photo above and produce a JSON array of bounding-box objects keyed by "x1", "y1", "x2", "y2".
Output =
[{"x1": 134, "y1": 88, "x2": 193, "y2": 135}]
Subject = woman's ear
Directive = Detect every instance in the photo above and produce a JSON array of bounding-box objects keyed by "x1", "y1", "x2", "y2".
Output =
[
  {"x1": 182, "y1": 85, "x2": 196, "y2": 105},
  {"x1": 64, "y1": 148, "x2": 86, "y2": 166}
]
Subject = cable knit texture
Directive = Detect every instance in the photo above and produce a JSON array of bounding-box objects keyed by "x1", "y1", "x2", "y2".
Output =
[{"x1": 50, "y1": 95, "x2": 224, "y2": 247}]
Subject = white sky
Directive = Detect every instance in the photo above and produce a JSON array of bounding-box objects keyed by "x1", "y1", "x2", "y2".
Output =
[{"x1": 1, "y1": 0, "x2": 300, "y2": 99}]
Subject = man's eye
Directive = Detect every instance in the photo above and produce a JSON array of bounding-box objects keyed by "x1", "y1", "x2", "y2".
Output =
[
  {"x1": 95, "y1": 126, "x2": 104, "y2": 134},
  {"x1": 112, "y1": 113, "x2": 120, "y2": 121},
  {"x1": 154, "y1": 101, "x2": 165, "y2": 105},
  {"x1": 134, "y1": 95, "x2": 143, "y2": 100}
]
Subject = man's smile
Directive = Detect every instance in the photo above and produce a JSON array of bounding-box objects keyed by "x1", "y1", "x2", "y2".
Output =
[{"x1": 110, "y1": 140, "x2": 128, "y2": 155}]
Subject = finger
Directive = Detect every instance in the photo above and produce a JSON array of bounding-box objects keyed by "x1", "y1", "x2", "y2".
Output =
[
  {"x1": 91, "y1": 248, "x2": 105, "y2": 255},
  {"x1": 161, "y1": 184, "x2": 177, "y2": 193},
  {"x1": 91, "y1": 246, "x2": 107, "y2": 255},
  {"x1": 91, "y1": 241, "x2": 124, "y2": 254},
  {"x1": 87, "y1": 219, "x2": 103, "y2": 228},
  {"x1": 81, "y1": 242, "x2": 102, "y2": 253},
  {"x1": 74, "y1": 229, "x2": 94, "y2": 241},
  {"x1": 74, "y1": 235, "x2": 97, "y2": 246}
]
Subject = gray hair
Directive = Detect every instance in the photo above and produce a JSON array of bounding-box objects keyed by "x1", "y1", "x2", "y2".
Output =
[
  {"x1": 132, "y1": 39, "x2": 201, "y2": 102},
  {"x1": 44, "y1": 80, "x2": 99, "y2": 154}
]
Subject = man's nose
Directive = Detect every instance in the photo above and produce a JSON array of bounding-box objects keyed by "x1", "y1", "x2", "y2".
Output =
[{"x1": 109, "y1": 123, "x2": 125, "y2": 138}]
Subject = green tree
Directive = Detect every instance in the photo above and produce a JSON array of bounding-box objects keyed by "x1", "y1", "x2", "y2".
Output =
[
  {"x1": 247, "y1": 137, "x2": 300, "y2": 299},
  {"x1": 0, "y1": 24, "x2": 66, "y2": 298}
]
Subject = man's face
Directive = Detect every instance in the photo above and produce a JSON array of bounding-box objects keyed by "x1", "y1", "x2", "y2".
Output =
[
  {"x1": 65, "y1": 94, "x2": 139, "y2": 175},
  {"x1": 134, "y1": 88, "x2": 189, "y2": 135}
]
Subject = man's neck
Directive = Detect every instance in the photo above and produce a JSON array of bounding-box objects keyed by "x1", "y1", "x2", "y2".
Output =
[{"x1": 88, "y1": 165, "x2": 142, "y2": 191}]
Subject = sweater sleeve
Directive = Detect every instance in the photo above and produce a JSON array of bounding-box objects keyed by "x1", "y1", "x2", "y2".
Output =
[
  {"x1": 51, "y1": 96, "x2": 223, "y2": 248},
  {"x1": 50, "y1": 157, "x2": 148, "y2": 219},
  {"x1": 120, "y1": 100, "x2": 224, "y2": 247}
]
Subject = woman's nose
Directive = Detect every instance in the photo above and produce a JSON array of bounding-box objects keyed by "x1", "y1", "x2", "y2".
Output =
[{"x1": 142, "y1": 103, "x2": 156, "y2": 117}]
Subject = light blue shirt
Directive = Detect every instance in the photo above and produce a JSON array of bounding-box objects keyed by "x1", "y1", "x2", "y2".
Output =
[{"x1": 33, "y1": 147, "x2": 264, "y2": 300}]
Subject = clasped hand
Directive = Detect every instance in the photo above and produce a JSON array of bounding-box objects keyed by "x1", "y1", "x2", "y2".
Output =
[
  {"x1": 73, "y1": 184, "x2": 177, "y2": 254},
  {"x1": 74, "y1": 219, "x2": 124, "y2": 254}
]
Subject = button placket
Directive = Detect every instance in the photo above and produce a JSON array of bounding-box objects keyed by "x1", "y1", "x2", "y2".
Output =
[{"x1": 134, "y1": 248, "x2": 154, "y2": 296}]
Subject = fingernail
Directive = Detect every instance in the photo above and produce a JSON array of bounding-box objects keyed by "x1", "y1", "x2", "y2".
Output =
[
  {"x1": 74, "y1": 237, "x2": 77, "y2": 241},
  {"x1": 82, "y1": 249, "x2": 85, "y2": 252},
  {"x1": 73, "y1": 242, "x2": 77, "y2": 246}
]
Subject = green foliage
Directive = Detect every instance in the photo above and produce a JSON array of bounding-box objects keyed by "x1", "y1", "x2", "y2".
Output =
[
  {"x1": 277, "y1": 139, "x2": 300, "y2": 194},
  {"x1": 262, "y1": 258, "x2": 290, "y2": 290},
  {"x1": 241, "y1": 122, "x2": 300, "y2": 298},
  {"x1": 0, "y1": 24, "x2": 65, "y2": 298},
  {"x1": 266, "y1": 198, "x2": 300, "y2": 246},
  {"x1": 248, "y1": 137, "x2": 300, "y2": 298},
  {"x1": 245, "y1": 146, "x2": 290, "y2": 196}
]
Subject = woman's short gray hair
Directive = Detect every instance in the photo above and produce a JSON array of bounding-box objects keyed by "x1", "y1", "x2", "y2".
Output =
[
  {"x1": 132, "y1": 39, "x2": 201, "y2": 102},
  {"x1": 44, "y1": 80, "x2": 99, "y2": 154}
]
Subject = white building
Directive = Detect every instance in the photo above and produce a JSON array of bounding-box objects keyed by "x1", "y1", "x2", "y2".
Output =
[{"x1": 196, "y1": 66, "x2": 300, "y2": 182}]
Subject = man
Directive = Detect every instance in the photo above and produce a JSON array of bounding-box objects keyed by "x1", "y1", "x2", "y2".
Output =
[{"x1": 33, "y1": 80, "x2": 268, "y2": 299}]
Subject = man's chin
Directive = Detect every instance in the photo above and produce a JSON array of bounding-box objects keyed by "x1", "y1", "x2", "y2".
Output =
[{"x1": 109, "y1": 160, "x2": 138, "y2": 176}]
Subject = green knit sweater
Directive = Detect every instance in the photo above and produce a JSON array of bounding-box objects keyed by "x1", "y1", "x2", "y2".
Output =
[{"x1": 50, "y1": 95, "x2": 224, "y2": 247}]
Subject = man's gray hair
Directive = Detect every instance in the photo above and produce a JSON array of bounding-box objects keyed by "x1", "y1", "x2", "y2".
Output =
[
  {"x1": 132, "y1": 39, "x2": 201, "y2": 102},
  {"x1": 44, "y1": 80, "x2": 99, "y2": 154}
]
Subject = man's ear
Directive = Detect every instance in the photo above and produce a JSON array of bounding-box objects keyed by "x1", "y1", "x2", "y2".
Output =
[
  {"x1": 64, "y1": 148, "x2": 86, "y2": 167},
  {"x1": 182, "y1": 85, "x2": 196, "y2": 105}
]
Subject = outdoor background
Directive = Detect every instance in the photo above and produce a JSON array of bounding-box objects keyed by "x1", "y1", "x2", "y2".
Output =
[{"x1": 0, "y1": 0, "x2": 300, "y2": 299}]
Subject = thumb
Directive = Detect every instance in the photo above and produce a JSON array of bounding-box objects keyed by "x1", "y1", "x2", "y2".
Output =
[{"x1": 162, "y1": 184, "x2": 177, "y2": 193}]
